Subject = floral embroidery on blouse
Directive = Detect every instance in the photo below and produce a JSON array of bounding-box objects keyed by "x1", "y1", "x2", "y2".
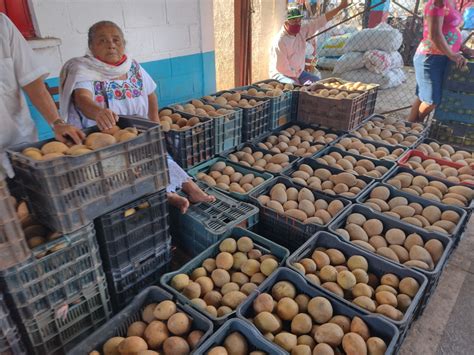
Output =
[{"x1": 93, "y1": 61, "x2": 144, "y2": 103}]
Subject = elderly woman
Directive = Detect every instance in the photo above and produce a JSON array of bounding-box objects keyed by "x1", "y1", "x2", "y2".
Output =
[
  {"x1": 408, "y1": 0, "x2": 472, "y2": 122},
  {"x1": 60, "y1": 20, "x2": 214, "y2": 213}
]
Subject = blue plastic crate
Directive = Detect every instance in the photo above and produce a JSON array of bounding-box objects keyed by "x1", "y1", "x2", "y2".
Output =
[
  {"x1": 219, "y1": 142, "x2": 300, "y2": 175},
  {"x1": 107, "y1": 243, "x2": 172, "y2": 312},
  {"x1": 286, "y1": 231, "x2": 428, "y2": 345},
  {"x1": 383, "y1": 166, "x2": 474, "y2": 210},
  {"x1": 69, "y1": 286, "x2": 213, "y2": 355},
  {"x1": 161, "y1": 227, "x2": 289, "y2": 325},
  {"x1": 312, "y1": 146, "x2": 397, "y2": 181},
  {"x1": 237, "y1": 267, "x2": 400, "y2": 354},
  {"x1": 357, "y1": 182, "x2": 468, "y2": 241},
  {"x1": 187, "y1": 157, "x2": 274, "y2": 201},
  {"x1": 0, "y1": 293, "x2": 27, "y2": 355},
  {"x1": 443, "y1": 60, "x2": 474, "y2": 92},
  {"x1": 94, "y1": 189, "x2": 170, "y2": 274},
  {"x1": 436, "y1": 90, "x2": 474, "y2": 124},
  {"x1": 282, "y1": 157, "x2": 375, "y2": 201},
  {"x1": 0, "y1": 223, "x2": 104, "y2": 322},
  {"x1": 170, "y1": 186, "x2": 260, "y2": 256},
  {"x1": 248, "y1": 176, "x2": 351, "y2": 252},
  {"x1": 194, "y1": 318, "x2": 286, "y2": 354},
  {"x1": 328, "y1": 204, "x2": 453, "y2": 299}
]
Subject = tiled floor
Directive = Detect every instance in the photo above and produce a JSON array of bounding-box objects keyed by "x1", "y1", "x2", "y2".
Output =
[{"x1": 400, "y1": 214, "x2": 474, "y2": 355}]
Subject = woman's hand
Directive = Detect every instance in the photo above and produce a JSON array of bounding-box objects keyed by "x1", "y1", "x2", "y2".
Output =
[
  {"x1": 94, "y1": 108, "x2": 119, "y2": 130},
  {"x1": 449, "y1": 52, "x2": 468, "y2": 69}
]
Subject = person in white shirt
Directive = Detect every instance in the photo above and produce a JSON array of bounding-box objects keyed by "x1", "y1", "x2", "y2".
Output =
[
  {"x1": 0, "y1": 13, "x2": 84, "y2": 177},
  {"x1": 270, "y1": 2, "x2": 349, "y2": 85},
  {"x1": 60, "y1": 20, "x2": 215, "y2": 213}
]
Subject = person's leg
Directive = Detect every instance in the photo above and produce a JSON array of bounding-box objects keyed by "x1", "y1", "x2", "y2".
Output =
[
  {"x1": 410, "y1": 54, "x2": 447, "y2": 122},
  {"x1": 167, "y1": 192, "x2": 189, "y2": 214},
  {"x1": 298, "y1": 71, "x2": 320, "y2": 85},
  {"x1": 166, "y1": 155, "x2": 215, "y2": 204},
  {"x1": 408, "y1": 97, "x2": 422, "y2": 122},
  {"x1": 272, "y1": 73, "x2": 299, "y2": 84},
  {"x1": 181, "y1": 180, "x2": 216, "y2": 204}
]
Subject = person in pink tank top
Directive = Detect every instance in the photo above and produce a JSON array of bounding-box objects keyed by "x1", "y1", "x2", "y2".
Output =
[{"x1": 408, "y1": 0, "x2": 472, "y2": 123}]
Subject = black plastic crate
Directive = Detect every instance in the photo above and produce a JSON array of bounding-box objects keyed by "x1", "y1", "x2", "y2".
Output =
[
  {"x1": 220, "y1": 142, "x2": 300, "y2": 175},
  {"x1": 19, "y1": 279, "x2": 112, "y2": 355},
  {"x1": 234, "y1": 85, "x2": 292, "y2": 130},
  {"x1": 236, "y1": 267, "x2": 400, "y2": 354},
  {"x1": 331, "y1": 134, "x2": 409, "y2": 162},
  {"x1": 252, "y1": 79, "x2": 302, "y2": 123},
  {"x1": 383, "y1": 166, "x2": 474, "y2": 210},
  {"x1": 170, "y1": 185, "x2": 259, "y2": 256},
  {"x1": 0, "y1": 179, "x2": 31, "y2": 271},
  {"x1": 357, "y1": 114, "x2": 428, "y2": 137},
  {"x1": 94, "y1": 189, "x2": 170, "y2": 273},
  {"x1": 206, "y1": 91, "x2": 271, "y2": 142},
  {"x1": 286, "y1": 231, "x2": 428, "y2": 343},
  {"x1": 357, "y1": 182, "x2": 468, "y2": 240},
  {"x1": 0, "y1": 293, "x2": 27, "y2": 355},
  {"x1": 253, "y1": 121, "x2": 341, "y2": 155},
  {"x1": 282, "y1": 157, "x2": 375, "y2": 201},
  {"x1": 0, "y1": 223, "x2": 104, "y2": 322},
  {"x1": 6, "y1": 116, "x2": 169, "y2": 233},
  {"x1": 248, "y1": 176, "x2": 351, "y2": 252},
  {"x1": 328, "y1": 204, "x2": 453, "y2": 296},
  {"x1": 163, "y1": 109, "x2": 215, "y2": 170},
  {"x1": 70, "y1": 286, "x2": 213, "y2": 355},
  {"x1": 313, "y1": 146, "x2": 397, "y2": 181},
  {"x1": 107, "y1": 243, "x2": 172, "y2": 312},
  {"x1": 171, "y1": 101, "x2": 243, "y2": 155},
  {"x1": 194, "y1": 318, "x2": 286, "y2": 354}
]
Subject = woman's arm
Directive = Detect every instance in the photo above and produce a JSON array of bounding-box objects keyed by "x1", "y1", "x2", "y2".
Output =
[
  {"x1": 23, "y1": 77, "x2": 85, "y2": 144},
  {"x1": 74, "y1": 88, "x2": 119, "y2": 130},
  {"x1": 148, "y1": 92, "x2": 160, "y2": 122}
]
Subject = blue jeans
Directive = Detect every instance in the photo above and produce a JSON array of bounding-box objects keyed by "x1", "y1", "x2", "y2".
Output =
[
  {"x1": 414, "y1": 53, "x2": 449, "y2": 105},
  {"x1": 272, "y1": 70, "x2": 320, "y2": 85}
]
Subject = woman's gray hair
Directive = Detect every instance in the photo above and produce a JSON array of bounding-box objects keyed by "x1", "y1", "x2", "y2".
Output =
[{"x1": 88, "y1": 21, "x2": 125, "y2": 47}]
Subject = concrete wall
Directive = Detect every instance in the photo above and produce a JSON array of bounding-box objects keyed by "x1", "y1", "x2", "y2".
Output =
[
  {"x1": 25, "y1": 0, "x2": 216, "y2": 139},
  {"x1": 251, "y1": 0, "x2": 286, "y2": 83},
  {"x1": 213, "y1": 0, "x2": 235, "y2": 90}
]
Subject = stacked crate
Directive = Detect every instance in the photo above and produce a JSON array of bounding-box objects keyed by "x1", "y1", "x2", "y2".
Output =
[
  {"x1": 94, "y1": 189, "x2": 172, "y2": 311},
  {"x1": 433, "y1": 61, "x2": 474, "y2": 148},
  {"x1": 4, "y1": 116, "x2": 170, "y2": 354}
]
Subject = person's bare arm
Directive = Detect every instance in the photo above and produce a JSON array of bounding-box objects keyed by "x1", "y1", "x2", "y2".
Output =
[
  {"x1": 74, "y1": 88, "x2": 119, "y2": 130},
  {"x1": 427, "y1": 0, "x2": 466, "y2": 68},
  {"x1": 22, "y1": 77, "x2": 85, "y2": 144},
  {"x1": 148, "y1": 92, "x2": 160, "y2": 122},
  {"x1": 325, "y1": 0, "x2": 348, "y2": 22}
]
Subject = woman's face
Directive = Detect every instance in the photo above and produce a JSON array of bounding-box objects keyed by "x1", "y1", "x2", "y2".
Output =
[{"x1": 90, "y1": 25, "x2": 125, "y2": 63}]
